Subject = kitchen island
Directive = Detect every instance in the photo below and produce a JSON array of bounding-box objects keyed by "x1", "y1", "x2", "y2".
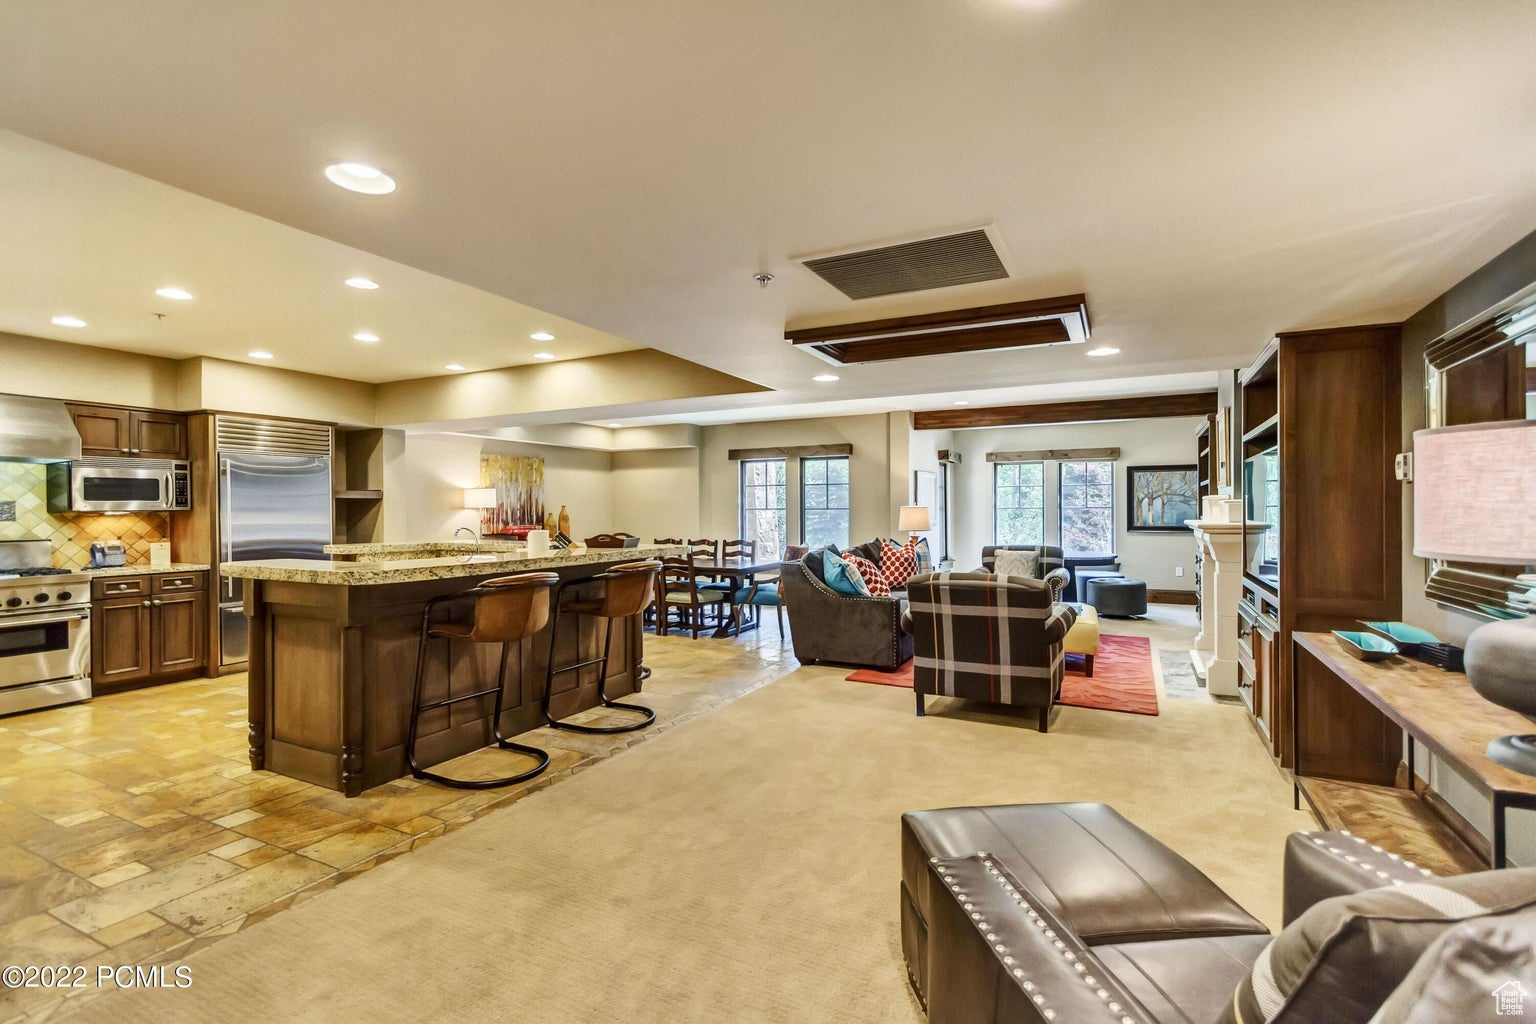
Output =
[{"x1": 224, "y1": 545, "x2": 678, "y2": 795}]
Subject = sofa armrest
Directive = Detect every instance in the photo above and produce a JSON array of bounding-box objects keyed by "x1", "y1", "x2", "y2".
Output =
[
  {"x1": 1043, "y1": 567, "x2": 1069, "y2": 603},
  {"x1": 1283, "y1": 831, "x2": 1437, "y2": 927},
  {"x1": 1042, "y1": 605, "x2": 1076, "y2": 645},
  {"x1": 926, "y1": 854, "x2": 1154, "y2": 1024}
]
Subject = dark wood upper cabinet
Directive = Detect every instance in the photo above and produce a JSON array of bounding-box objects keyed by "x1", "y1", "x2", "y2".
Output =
[
  {"x1": 66, "y1": 403, "x2": 188, "y2": 459},
  {"x1": 68, "y1": 405, "x2": 132, "y2": 456}
]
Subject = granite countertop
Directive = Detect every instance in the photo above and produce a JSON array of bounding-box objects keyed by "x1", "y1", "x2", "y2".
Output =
[
  {"x1": 84, "y1": 563, "x2": 211, "y2": 578},
  {"x1": 221, "y1": 545, "x2": 681, "y2": 586},
  {"x1": 324, "y1": 540, "x2": 527, "y2": 557}
]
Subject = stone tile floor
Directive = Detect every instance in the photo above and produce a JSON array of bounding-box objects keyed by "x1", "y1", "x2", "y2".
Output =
[{"x1": 0, "y1": 620, "x2": 800, "y2": 1024}]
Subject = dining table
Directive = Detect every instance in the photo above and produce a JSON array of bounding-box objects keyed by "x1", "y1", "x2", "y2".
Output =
[{"x1": 685, "y1": 555, "x2": 785, "y2": 637}]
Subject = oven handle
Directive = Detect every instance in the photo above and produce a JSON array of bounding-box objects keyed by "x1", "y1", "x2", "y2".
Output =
[{"x1": 0, "y1": 609, "x2": 90, "y2": 629}]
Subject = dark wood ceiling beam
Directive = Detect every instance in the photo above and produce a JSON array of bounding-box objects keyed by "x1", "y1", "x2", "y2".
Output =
[
  {"x1": 786, "y1": 294, "x2": 1088, "y2": 346},
  {"x1": 914, "y1": 391, "x2": 1218, "y2": 430},
  {"x1": 821, "y1": 319, "x2": 1071, "y2": 364}
]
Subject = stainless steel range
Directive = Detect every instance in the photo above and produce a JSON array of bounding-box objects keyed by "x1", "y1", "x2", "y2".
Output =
[{"x1": 0, "y1": 539, "x2": 91, "y2": 716}]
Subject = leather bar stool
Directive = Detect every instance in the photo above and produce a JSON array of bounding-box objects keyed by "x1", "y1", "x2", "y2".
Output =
[
  {"x1": 542, "y1": 560, "x2": 661, "y2": 734},
  {"x1": 406, "y1": 571, "x2": 560, "y2": 789}
]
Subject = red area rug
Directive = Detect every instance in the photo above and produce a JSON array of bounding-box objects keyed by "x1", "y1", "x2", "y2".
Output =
[{"x1": 845, "y1": 634, "x2": 1159, "y2": 717}]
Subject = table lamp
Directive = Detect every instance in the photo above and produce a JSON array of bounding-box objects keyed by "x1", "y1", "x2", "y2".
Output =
[
  {"x1": 463, "y1": 488, "x2": 496, "y2": 510},
  {"x1": 898, "y1": 505, "x2": 931, "y2": 539},
  {"x1": 1413, "y1": 420, "x2": 1536, "y2": 775}
]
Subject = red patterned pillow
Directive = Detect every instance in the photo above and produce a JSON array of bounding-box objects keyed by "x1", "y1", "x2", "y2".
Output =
[
  {"x1": 844, "y1": 553, "x2": 891, "y2": 598},
  {"x1": 879, "y1": 537, "x2": 920, "y2": 590}
]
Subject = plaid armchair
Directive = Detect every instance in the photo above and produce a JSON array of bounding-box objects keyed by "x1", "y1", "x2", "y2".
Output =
[
  {"x1": 902, "y1": 572, "x2": 1076, "y2": 732},
  {"x1": 978, "y1": 545, "x2": 1071, "y2": 602}
]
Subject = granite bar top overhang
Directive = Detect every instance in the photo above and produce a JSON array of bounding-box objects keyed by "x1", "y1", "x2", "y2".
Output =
[{"x1": 221, "y1": 545, "x2": 682, "y2": 586}]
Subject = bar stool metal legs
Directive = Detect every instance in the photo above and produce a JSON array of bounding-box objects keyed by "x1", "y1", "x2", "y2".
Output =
[
  {"x1": 405, "y1": 573, "x2": 558, "y2": 789},
  {"x1": 541, "y1": 566, "x2": 660, "y2": 735}
]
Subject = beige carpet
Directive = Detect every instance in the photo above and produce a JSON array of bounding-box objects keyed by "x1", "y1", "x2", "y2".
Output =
[{"x1": 57, "y1": 662, "x2": 1313, "y2": 1024}]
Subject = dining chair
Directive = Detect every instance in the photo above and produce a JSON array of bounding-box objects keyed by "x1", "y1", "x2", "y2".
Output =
[
  {"x1": 656, "y1": 555, "x2": 729, "y2": 638},
  {"x1": 721, "y1": 538, "x2": 755, "y2": 560},
  {"x1": 654, "y1": 537, "x2": 684, "y2": 546},
  {"x1": 687, "y1": 538, "x2": 720, "y2": 560}
]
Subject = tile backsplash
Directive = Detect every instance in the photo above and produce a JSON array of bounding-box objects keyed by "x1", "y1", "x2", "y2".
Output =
[{"x1": 0, "y1": 462, "x2": 170, "y2": 567}]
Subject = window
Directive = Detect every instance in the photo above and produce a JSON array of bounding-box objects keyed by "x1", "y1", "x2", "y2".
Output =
[
  {"x1": 800, "y1": 456, "x2": 850, "y2": 549},
  {"x1": 1059, "y1": 460, "x2": 1115, "y2": 554},
  {"x1": 994, "y1": 462, "x2": 1045, "y2": 545},
  {"x1": 739, "y1": 458, "x2": 787, "y2": 559},
  {"x1": 1261, "y1": 450, "x2": 1279, "y2": 564}
]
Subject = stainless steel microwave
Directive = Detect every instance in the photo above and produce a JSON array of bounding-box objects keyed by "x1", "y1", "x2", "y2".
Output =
[{"x1": 47, "y1": 457, "x2": 192, "y2": 513}]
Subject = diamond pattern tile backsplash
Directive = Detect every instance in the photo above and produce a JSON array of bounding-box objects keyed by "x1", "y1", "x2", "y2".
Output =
[{"x1": 0, "y1": 462, "x2": 170, "y2": 567}]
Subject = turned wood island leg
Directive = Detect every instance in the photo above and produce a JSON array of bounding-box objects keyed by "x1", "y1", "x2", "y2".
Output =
[{"x1": 245, "y1": 581, "x2": 266, "y2": 772}]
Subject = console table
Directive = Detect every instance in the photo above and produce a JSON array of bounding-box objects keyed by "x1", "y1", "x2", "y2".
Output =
[{"x1": 1292, "y1": 631, "x2": 1536, "y2": 871}]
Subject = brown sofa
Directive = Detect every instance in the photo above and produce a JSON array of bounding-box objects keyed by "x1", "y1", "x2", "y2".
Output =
[
  {"x1": 901, "y1": 802, "x2": 1536, "y2": 1024},
  {"x1": 780, "y1": 547, "x2": 913, "y2": 669}
]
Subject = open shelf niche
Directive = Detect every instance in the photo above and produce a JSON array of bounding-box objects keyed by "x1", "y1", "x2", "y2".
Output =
[{"x1": 333, "y1": 428, "x2": 385, "y2": 544}]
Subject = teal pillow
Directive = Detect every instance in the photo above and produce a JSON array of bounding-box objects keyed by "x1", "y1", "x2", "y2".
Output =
[{"x1": 822, "y1": 549, "x2": 871, "y2": 596}]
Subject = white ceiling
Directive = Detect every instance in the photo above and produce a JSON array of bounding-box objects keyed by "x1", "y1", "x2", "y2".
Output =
[
  {"x1": 1, "y1": 1, "x2": 1535, "y2": 424},
  {"x1": 0, "y1": 130, "x2": 638, "y2": 382}
]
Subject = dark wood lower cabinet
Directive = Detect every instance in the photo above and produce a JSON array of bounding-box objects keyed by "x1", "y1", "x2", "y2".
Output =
[{"x1": 91, "y1": 571, "x2": 208, "y2": 692}]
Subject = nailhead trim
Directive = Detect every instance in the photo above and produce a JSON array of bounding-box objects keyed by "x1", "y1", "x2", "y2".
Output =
[{"x1": 950, "y1": 855, "x2": 1149, "y2": 1023}]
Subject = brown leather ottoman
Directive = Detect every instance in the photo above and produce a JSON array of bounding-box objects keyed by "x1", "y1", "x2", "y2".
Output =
[{"x1": 900, "y1": 803, "x2": 1268, "y2": 1012}]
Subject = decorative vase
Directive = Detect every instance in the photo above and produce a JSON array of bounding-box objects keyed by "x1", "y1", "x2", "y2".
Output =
[
  {"x1": 544, "y1": 512, "x2": 557, "y2": 534},
  {"x1": 557, "y1": 505, "x2": 570, "y2": 537}
]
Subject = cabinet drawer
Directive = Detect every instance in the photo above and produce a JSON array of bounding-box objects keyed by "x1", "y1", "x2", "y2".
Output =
[
  {"x1": 93, "y1": 577, "x2": 148, "y2": 599},
  {"x1": 153, "y1": 572, "x2": 206, "y2": 594}
]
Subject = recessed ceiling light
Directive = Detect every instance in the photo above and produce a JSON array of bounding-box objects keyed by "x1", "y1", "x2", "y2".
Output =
[
  {"x1": 812, "y1": 374, "x2": 840, "y2": 383},
  {"x1": 353, "y1": 332, "x2": 380, "y2": 343},
  {"x1": 324, "y1": 163, "x2": 397, "y2": 195},
  {"x1": 533, "y1": 352, "x2": 555, "y2": 360},
  {"x1": 444, "y1": 363, "x2": 466, "y2": 372},
  {"x1": 953, "y1": 400, "x2": 970, "y2": 406},
  {"x1": 1086, "y1": 346, "x2": 1120, "y2": 357},
  {"x1": 345, "y1": 277, "x2": 380, "y2": 290},
  {"x1": 608, "y1": 423, "x2": 622, "y2": 429},
  {"x1": 249, "y1": 350, "x2": 274, "y2": 360},
  {"x1": 530, "y1": 331, "x2": 555, "y2": 342},
  {"x1": 155, "y1": 287, "x2": 193, "y2": 301},
  {"x1": 51, "y1": 315, "x2": 87, "y2": 328}
]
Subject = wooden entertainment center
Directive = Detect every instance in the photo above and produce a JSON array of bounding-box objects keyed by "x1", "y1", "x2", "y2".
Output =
[{"x1": 1234, "y1": 325, "x2": 1403, "y2": 766}]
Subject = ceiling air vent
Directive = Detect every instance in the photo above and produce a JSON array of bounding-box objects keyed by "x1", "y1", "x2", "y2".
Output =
[
  {"x1": 787, "y1": 294, "x2": 1090, "y2": 365},
  {"x1": 798, "y1": 228, "x2": 1009, "y2": 300}
]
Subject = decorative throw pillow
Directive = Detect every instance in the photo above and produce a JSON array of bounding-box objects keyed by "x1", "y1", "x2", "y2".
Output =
[
  {"x1": 845, "y1": 553, "x2": 892, "y2": 598},
  {"x1": 821, "y1": 549, "x2": 870, "y2": 596},
  {"x1": 1219, "y1": 867, "x2": 1536, "y2": 1024},
  {"x1": 910, "y1": 536, "x2": 932, "y2": 575},
  {"x1": 878, "y1": 537, "x2": 920, "y2": 590},
  {"x1": 993, "y1": 548, "x2": 1040, "y2": 580}
]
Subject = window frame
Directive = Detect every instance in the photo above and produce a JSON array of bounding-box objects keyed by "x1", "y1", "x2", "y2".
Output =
[
  {"x1": 992, "y1": 461, "x2": 1046, "y2": 547},
  {"x1": 738, "y1": 457, "x2": 787, "y2": 557},
  {"x1": 798, "y1": 455, "x2": 850, "y2": 549},
  {"x1": 1057, "y1": 459, "x2": 1116, "y2": 555}
]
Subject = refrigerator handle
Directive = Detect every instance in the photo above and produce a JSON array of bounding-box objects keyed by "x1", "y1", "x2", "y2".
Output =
[{"x1": 218, "y1": 457, "x2": 234, "y2": 565}]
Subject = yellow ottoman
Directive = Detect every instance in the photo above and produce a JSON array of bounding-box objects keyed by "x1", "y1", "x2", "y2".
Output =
[{"x1": 1064, "y1": 604, "x2": 1101, "y2": 676}]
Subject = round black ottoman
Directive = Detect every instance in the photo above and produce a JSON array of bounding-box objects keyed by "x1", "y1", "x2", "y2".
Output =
[{"x1": 1086, "y1": 577, "x2": 1148, "y2": 617}]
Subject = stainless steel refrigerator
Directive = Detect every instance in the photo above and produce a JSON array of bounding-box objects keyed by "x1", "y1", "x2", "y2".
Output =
[{"x1": 218, "y1": 451, "x2": 332, "y2": 667}]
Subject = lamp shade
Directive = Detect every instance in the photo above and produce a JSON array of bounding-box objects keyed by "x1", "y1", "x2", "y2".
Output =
[
  {"x1": 462, "y1": 487, "x2": 497, "y2": 510},
  {"x1": 898, "y1": 505, "x2": 931, "y2": 533},
  {"x1": 1412, "y1": 421, "x2": 1536, "y2": 564}
]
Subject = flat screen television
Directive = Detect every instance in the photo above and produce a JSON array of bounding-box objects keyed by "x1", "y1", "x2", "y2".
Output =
[{"x1": 1244, "y1": 446, "x2": 1279, "y2": 587}]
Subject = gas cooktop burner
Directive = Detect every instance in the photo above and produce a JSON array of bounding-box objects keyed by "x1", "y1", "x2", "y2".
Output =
[{"x1": 1, "y1": 567, "x2": 74, "y2": 578}]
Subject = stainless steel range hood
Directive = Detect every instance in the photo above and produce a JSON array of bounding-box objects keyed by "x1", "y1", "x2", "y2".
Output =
[{"x1": 0, "y1": 395, "x2": 83, "y2": 463}]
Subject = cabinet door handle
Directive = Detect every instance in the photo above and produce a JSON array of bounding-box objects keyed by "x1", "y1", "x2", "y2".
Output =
[
  {"x1": 151, "y1": 599, "x2": 163, "y2": 606},
  {"x1": 141, "y1": 599, "x2": 151, "y2": 607},
  {"x1": 132, "y1": 448, "x2": 141, "y2": 454},
  {"x1": 120, "y1": 448, "x2": 131, "y2": 454}
]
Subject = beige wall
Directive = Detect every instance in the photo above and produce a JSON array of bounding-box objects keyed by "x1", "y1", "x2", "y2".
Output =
[
  {"x1": 388, "y1": 433, "x2": 618, "y2": 542},
  {"x1": 697, "y1": 413, "x2": 904, "y2": 547},
  {"x1": 0, "y1": 331, "x2": 182, "y2": 408},
  {"x1": 611, "y1": 448, "x2": 701, "y2": 541},
  {"x1": 944, "y1": 417, "x2": 1204, "y2": 588},
  {"x1": 184, "y1": 358, "x2": 376, "y2": 426}
]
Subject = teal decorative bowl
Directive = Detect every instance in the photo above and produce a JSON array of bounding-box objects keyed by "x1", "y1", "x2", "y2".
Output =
[
  {"x1": 1359, "y1": 621, "x2": 1439, "y2": 655},
  {"x1": 1334, "y1": 630, "x2": 1400, "y2": 662}
]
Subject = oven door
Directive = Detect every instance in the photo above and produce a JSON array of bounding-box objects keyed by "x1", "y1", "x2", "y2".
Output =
[
  {"x1": 71, "y1": 465, "x2": 174, "y2": 512},
  {"x1": 0, "y1": 608, "x2": 91, "y2": 691}
]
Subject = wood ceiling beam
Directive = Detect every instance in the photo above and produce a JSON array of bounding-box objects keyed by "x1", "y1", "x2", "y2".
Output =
[
  {"x1": 914, "y1": 391, "x2": 1218, "y2": 430},
  {"x1": 786, "y1": 295, "x2": 1088, "y2": 346}
]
